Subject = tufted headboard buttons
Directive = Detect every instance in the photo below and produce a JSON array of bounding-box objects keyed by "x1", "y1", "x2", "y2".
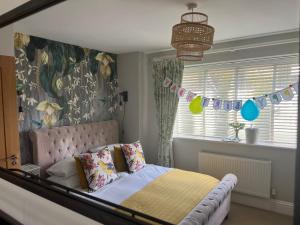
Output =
[{"x1": 29, "y1": 120, "x2": 119, "y2": 177}]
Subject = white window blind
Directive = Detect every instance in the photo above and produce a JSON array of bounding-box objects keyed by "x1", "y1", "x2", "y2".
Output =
[{"x1": 173, "y1": 55, "x2": 299, "y2": 145}]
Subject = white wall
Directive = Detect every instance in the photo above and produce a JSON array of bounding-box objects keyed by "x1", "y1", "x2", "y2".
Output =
[
  {"x1": 117, "y1": 52, "x2": 144, "y2": 143},
  {"x1": 117, "y1": 51, "x2": 161, "y2": 163},
  {"x1": 118, "y1": 32, "x2": 299, "y2": 207},
  {"x1": 173, "y1": 138, "x2": 295, "y2": 202},
  {"x1": 0, "y1": 25, "x2": 14, "y2": 56}
]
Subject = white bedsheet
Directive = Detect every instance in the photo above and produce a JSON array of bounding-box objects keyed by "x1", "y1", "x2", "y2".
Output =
[{"x1": 86, "y1": 164, "x2": 170, "y2": 204}]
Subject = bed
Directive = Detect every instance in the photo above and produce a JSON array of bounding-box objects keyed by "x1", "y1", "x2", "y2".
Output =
[{"x1": 30, "y1": 120, "x2": 237, "y2": 225}]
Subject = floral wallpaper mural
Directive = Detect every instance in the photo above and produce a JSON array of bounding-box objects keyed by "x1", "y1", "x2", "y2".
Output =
[{"x1": 15, "y1": 33, "x2": 120, "y2": 164}]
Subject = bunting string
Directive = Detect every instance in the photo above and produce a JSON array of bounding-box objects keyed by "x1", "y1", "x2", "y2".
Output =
[{"x1": 163, "y1": 77, "x2": 299, "y2": 112}]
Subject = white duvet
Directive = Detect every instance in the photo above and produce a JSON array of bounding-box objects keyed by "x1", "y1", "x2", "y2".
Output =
[
  {"x1": 84, "y1": 164, "x2": 171, "y2": 204},
  {"x1": 75, "y1": 164, "x2": 237, "y2": 225}
]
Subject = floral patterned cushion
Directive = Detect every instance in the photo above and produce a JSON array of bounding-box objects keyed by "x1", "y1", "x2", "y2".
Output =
[
  {"x1": 121, "y1": 141, "x2": 146, "y2": 173},
  {"x1": 78, "y1": 149, "x2": 118, "y2": 191}
]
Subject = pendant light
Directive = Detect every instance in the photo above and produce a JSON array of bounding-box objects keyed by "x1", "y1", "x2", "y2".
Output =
[{"x1": 171, "y1": 3, "x2": 215, "y2": 61}]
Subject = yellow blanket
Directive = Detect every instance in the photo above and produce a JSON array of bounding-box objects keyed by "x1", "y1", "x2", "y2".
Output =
[{"x1": 121, "y1": 169, "x2": 219, "y2": 224}]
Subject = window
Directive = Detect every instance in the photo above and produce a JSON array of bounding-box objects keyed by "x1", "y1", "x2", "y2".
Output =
[{"x1": 173, "y1": 55, "x2": 299, "y2": 145}]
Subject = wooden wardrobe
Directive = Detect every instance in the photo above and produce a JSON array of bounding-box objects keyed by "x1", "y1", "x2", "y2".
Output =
[{"x1": 0, "y1": 55, "x2": 20, "y2": 169}]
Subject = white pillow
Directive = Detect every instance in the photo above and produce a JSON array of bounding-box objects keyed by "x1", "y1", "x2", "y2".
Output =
[
  {"x1": 47, "y1": 174, "x2": 80, "y2": 188},
  {"x1": 88, "y1": 145, "x2": 106, "y2": 153},
  {"x1": 46, "y1": 157, "x2": 77, "y2": 178},
  {"x1": 107, "y1": 143, "x2": 121, "y2": 151},
  {"x1": 89, "y1": 144, "x2": 121, "y2": 153}
]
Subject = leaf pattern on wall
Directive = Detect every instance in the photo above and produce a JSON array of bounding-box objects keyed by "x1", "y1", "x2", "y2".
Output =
[
  {"x1": 48, "y1": 42, "x2": 64, "y2": 73},
  {"x1": 30, "y1": 36, "x2": 48, "y2": 49},
  {"x1": 74, "y1": 46, "x2": 85, "y2": 63},
  {"x1": 25, "y1": 42, "x2": 36, "y2": 62},
  {"x1": 63, "y1": 44, "x2": 77, "y2": 75},
  {"x1": 39, "y1": 64, "x2": 56, "y2": 98},
  {"x1": 89, "y1": 49, "x2": 99, "y2": 75},
  {"x1": 15, "y1": 33, "x2": 119, "y2": 164}
]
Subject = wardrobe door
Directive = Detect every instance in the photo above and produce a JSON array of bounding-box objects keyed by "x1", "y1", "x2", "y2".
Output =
[
  {"x1": 0, "y1": 56, "x2": 20, "y2": 169},
  {"x1": 0, "y1": 68, "x2": 7, "y2": 168}
]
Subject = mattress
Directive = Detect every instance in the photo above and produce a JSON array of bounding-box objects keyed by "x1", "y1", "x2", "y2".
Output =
[{"x1": 77, "y1": 164, "x2": 237, "y2": 225}]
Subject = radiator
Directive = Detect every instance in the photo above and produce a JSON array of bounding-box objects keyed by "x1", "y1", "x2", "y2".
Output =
[{"x1": 198, "y1": 152, "x2": 272, "y2": 199}]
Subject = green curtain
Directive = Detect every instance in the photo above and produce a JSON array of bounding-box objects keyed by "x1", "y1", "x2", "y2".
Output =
[{"x1": 152, "y1": 58, "x2": 184, "y2": 167}]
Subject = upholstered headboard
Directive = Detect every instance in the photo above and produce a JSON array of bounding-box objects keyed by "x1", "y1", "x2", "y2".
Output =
[{"x1": 30, "y1": 120, "x2": 119, "y2": 177}]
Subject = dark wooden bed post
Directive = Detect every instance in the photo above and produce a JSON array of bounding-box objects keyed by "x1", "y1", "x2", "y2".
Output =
[{"x1": 0, "y1": 0, "x2": 66, "y2": 28}]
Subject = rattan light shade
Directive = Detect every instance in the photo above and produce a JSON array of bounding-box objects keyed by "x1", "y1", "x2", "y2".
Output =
[
  {"x1": 176, "y1": 49, "x2": 204, "y2": 61},
  {"x1": 171, "y1": 9, "x2": 215, "y2": 61}
]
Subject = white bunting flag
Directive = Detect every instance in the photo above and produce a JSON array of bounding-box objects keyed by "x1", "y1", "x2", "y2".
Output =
[
  {"x1": 255, "y1": 96, "x2": 267, "y2": 109},
  {"x1": 163, "y1": 77, "x2": 172, "y2": 87},
  {"x1": 213, "y1": 99, "x2": 222, "y2": 110},
  {"x1": 280, "y1": 87, "x2": 294, "y2": 101},
  {"x1": 177, "y1": 87, "x2": 186, "y2": 98},
  {"x1": 223, "y1": 100, "x2": 232, "y2": 111},
  {"x1": 202, "y1": 97, "x2": 210, "y2": 107},
  {"x1": 232, "y1": 100, "x2": 243, "y2": 111},
  {"x1": 186, "y1": 91, "x2": 196, "y2": 102},
  {"x1": 170, "y1": 83, "x2": 178, "y2": 93},
  {"x1": 269, "y1": 92, "x2": 282, "y2": 105},
  {"x1": 292, "y1": 83, "x2": 299, "y2": 94}
]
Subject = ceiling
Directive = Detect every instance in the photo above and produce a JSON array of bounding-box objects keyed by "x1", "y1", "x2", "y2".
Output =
[
  {"x1": 0, "y1": 0, "x2": 29, "y2": 15},
  {"x1": 11, "y1": 0, "x2": 300, "y2": 54}
]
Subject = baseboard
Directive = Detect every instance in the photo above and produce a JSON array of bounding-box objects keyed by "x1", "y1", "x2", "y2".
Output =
[{"x1": 232, "y1": 192, "x2": 294, "y2": 216}]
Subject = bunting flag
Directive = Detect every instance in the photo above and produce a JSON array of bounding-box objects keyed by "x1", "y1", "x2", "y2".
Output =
[
  {"x1": 202, "y1": 97, "x2": 210, "y2": 107},
  {"x1": 269, "y1": 92, "x2": 282, "y2": 105},
  {"x1": 186, "y1": 91, "x2": 196, "y2": 102},
  {"x1": 233, "y1": 100, "x2": 243, "y2": 111},
  {"x1": 177, "y1": 87, "x2": 186, "y2": 98},
  {"x1": 213, "y1": 99, "x2": 222, "y2": 110},
  {"x1": 254, "y1": 96, "x2": 267, "y2": 109},
  {"x1": 163, "y1": 77, "x2": 172, "y2": 87},
  {"x1": 281, "y1": 87, "x2": 294, "y2": 101},
  {"x1": 293, "y1": 83, "x2": 298, "y2": 94},
  {"x1": 223, "y1": 100, "x2": 233, "y2": 111},
  {"x1": 170, "y1": 83, "x2": 178, "y2": 93},
  {"x1": 162, "y1": 76, "x2": 298, "y2": 112}
]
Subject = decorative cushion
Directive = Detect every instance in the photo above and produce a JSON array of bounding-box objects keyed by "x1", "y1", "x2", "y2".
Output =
[
  {"x1": 113, "y1": 146, "x2": 128, "y2": 172},
  {"x1": 78, "y1": 149, "x2": 118, "y2": 191},
  {"x1": 74, "y1": 156, "x2": 88, "y2": 189},
  {"x1": 46, "y1": 157, "x2": 77, "y2": 177},
  {"x1": 89, "y1": 144, "x2": 127, "y2": 172},
  {"x1": 121, "y1": 141, "x2": 146, "y2": 173}
]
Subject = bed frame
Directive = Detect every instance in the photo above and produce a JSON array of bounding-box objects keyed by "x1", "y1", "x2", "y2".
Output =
[{"x1": 28, "y1": 120, "x2": 234, "y2": 225}]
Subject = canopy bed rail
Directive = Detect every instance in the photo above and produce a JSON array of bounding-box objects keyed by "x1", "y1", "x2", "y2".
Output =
[{"x1": 0, "y1": 167, "x2": 173, "y2": 225}]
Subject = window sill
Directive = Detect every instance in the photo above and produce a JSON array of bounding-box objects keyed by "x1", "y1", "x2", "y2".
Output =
[{"x1": 172, "y1": 135, "x2": 296, "y2": 150}]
